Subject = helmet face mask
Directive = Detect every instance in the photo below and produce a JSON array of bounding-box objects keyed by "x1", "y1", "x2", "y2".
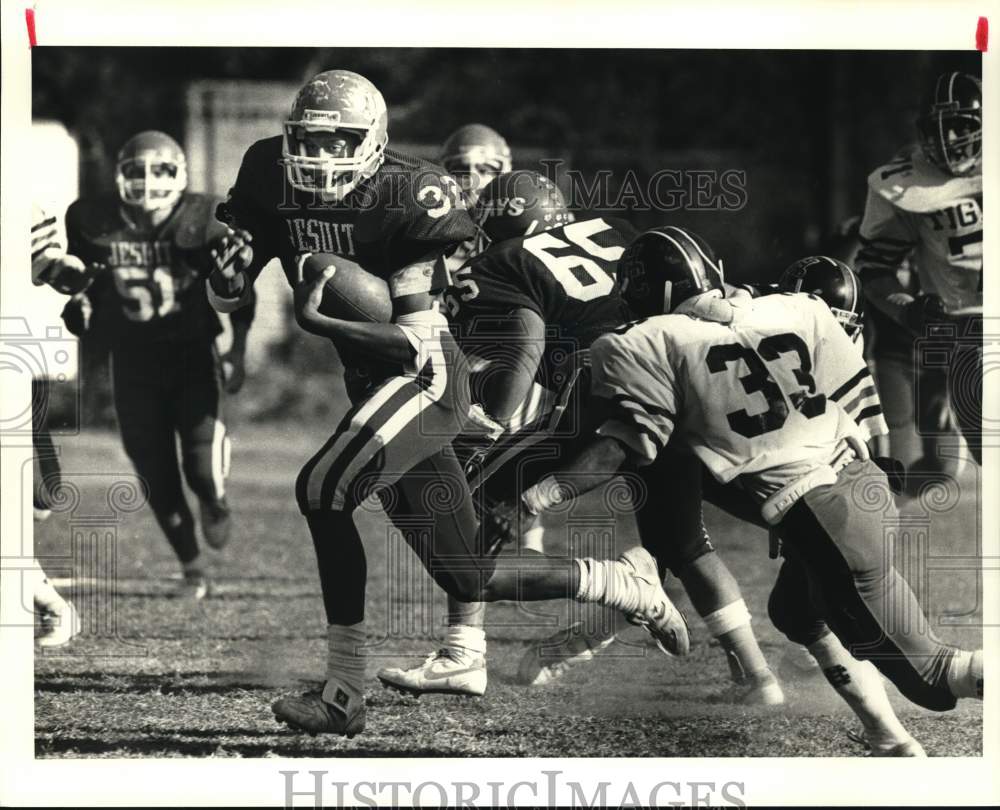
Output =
[
  {"x1": 115, "y1": 131, "x2": 188, "y2": 213},
  {"x1": 282, "y1": 70, "x2": 388, "y2": 200},
  {"x1": 440, "y1": 124, "x2": 512, "y2": 204},
  {"x1": 917, "y1": 72, "x2": 982, "y2": 176},
  {"x1": 618, "y1": 226, "x2": 724, "y2": 317}
]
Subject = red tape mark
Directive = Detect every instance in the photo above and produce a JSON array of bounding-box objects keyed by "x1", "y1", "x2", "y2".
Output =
[
  {"x1": 976, "y1": 16, "x2": 988, "y2": 51},
  {"x1": 25, "y1": 7, "x2": 37, "y2": 48}
]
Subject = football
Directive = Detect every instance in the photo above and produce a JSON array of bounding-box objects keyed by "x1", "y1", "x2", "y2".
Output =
[{"x1": 300, "y1": 253, "x2": 392, "y2": 323}]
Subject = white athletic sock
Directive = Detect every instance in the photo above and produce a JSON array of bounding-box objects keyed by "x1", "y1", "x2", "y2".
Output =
[
  {"x1": 521, "y1": 524, "x2": 546, "y2": 554},
  {"x1": 947, "y1": 649, "x2": 983, "y2": 699},
  {"x1": 324, "y1": 622, "x2": 367, "y2": 701},
  {"x1": 575, "y1": 558, "x2": 646, "y2": 615},
  {"x1": 808, "y1": 633, "x2": 910, "y2": 750},
  {"x1": 445, "y1": 624, "x2": 487, "y2": 658}
]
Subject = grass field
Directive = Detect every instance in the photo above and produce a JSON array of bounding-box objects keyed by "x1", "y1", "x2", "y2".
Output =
[{"x1": 34, "y1": 427, "x2": 983, "y2": 758}]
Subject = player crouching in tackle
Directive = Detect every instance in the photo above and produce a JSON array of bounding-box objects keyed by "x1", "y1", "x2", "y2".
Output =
[
  {"x1": 378, "y1": 180, "x2": 782, "y2": 706},
  {"x1": 206, "y1": 70, "x2": 687, "y2": 738},
  {"x1": 486, "y1": 231, "x2": 983, "y2": 755}
]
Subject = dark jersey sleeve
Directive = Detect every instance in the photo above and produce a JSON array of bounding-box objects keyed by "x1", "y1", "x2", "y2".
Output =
[
  {"x1": 354, "y1": 162, "x2": 476, "y2": 279},
  {"x1": 215, "y1": 136, "x2": 287, "y2": 275}
]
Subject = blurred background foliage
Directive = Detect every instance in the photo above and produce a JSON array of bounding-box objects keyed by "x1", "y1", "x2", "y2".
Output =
[{"x1": 33, "y1": 48, "x2": 981, "y2": 429}]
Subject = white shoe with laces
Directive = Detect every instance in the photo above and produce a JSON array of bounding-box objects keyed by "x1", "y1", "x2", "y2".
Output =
[
  {"x1": 616, "y1": 547, "x2": 690, "y2": 657},
  {"x1": 517, "y1": 622, "x2": 617, "y2": 686},
  {"x1": 377, "y1": 648, "x2": 487, "y2": 697}
]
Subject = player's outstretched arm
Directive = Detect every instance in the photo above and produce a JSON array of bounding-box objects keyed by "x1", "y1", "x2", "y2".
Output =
[
  {"x1": 293, "y1": 267, "x2": 415, "y2": 364},
  {"x1": 487, "y1": 435, "x2": 631, "y2": 553}
]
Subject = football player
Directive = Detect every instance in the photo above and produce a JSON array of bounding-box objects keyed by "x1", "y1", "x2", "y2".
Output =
[
  {"x1": 209, "y1": 72, "x2": 689, "y2": 738},
  {"x1": 856, "y1": 72, "x2": 983, "y2": 465},
  {"x1": 378, "y1": 179, "x2": 782, "y2": 707},
  {"x1": 440, "y1": 123, "x2": 513, "y2": 206},
  {"x1": 487, "y1": 231, "x2": 983, "y2": 754},
  {"x1": 58, "y1": 131, "x2": 254, "y2": 600},
  {"x1": 439, "y1": 123, "x2": 513, "y2": 275},
  {"x1": 30, "y1": 203, "x2": 85, "y2": 646},
  {"x1": 825, "y1": 217, "x2": 963, "y2": 486}
]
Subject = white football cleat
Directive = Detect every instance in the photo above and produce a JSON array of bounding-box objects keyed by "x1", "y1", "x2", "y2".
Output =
[
  {"x1": 377, "y1": 649, "x2": 487, "y2": 697},
  {"x1": 173, "y1": 571, "x2": 210, "y2": 601},
  {"x1": 37, "y1": 601, "x2": 81, "y2": 647},
  {"x1": 517, "y1": 623, "x2": 616, "y2": 686},
  {"x1": 617, "y1": 547, "x2": 690, "y2": 656}
]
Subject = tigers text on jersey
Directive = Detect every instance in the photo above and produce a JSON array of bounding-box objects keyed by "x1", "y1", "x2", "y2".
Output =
[
  {"x1": 66, "y1": 193, "x2": 226, "y2": 343},
  {"x1": 590, "y1": 292, "x2": 888, "y2": 495},
  {"x1": 857, "y1": 146, "x2": 983, "y2": 313},
  {"x1": 445, "y1": 216, "x2": 635, "y2": 390},
  {"x1": 219, "y1": 138, "x2": 476, "y2": 296}
]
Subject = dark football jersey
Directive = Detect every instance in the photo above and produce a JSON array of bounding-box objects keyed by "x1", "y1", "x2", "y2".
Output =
[
  {"x1": 218, "y1": 137, "x2": 476, "y2": 294},
  {"x1": 445, "y1": 216, "x2": 636, "y2": 388},
  {"x1": 66, "y1": 192, "x2": 226, "y2": 344}
]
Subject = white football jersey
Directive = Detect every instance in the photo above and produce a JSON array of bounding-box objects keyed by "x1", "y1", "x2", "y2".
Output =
[
  {"x1": 590, "y1": 292, "x2": 887, "y2": 495},
  {"x1": 857, "y1": 146, "x2": 982, "y2": 313}
]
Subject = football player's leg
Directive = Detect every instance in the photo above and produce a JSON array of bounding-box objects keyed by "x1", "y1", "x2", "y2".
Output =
[
  {"x1": 175, "y1": 343, "x2": 232, "y2": 550},
  {"x1": 638, "y1": 450, "x2": 781, "y2": 704},
  {"x1": 112, "y1": 360, "x2": 202, "y2": 588},
  {"x1": 770, "y1": 553, "x2": 924, "y2": 756},
  {"x1": 872, "y1": 348, "x2": 922, "y2": 471},
  {"x1": 785, "y1": 459, "x2": 981, "y2": 711},
  {"x1": 31, "y1": 378, "x2": 63, "y2": 520},
  {"x1": 283, "y1": 373, "x2": 472, "y2": 732},
  {"x1": 945, "y1": 336, "x2": 982, "y2": 466}
]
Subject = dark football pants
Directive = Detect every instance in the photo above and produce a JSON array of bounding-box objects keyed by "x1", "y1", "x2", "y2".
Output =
[
  {"x1": 774, "y1": 459, "x2": 958, "y2": 711},
  {"x1": 111, "y1": 340, "x2": 228, "y2": 564}
]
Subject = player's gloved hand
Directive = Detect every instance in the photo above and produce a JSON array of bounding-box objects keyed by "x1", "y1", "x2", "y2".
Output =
[
  {"x1": 61, "y1": 293, "x2": 92, "y2": 337},
  {"x1": 43, "y1": 255, "x2": 95, "y2": 296},
  {"x1": 901, "y1": 294, "x2": 948, "y2": 336},
  {"x1": 208, "y1": 227, "x2": 253, "y2": 297},
  {"x1": 482, "y1": 498, "x2": 536, "y2": 556},
  {"x1": 457, "y1": 404, "x2": 506, "y2": 480},
  {"x1": 220, "y1": 350, "x2": 247, "y2": 394}
]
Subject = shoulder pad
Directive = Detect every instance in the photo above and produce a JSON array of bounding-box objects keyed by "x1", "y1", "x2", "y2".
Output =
[{"x1": 867, "y1": 146, "x2": 982, "y2": 213}]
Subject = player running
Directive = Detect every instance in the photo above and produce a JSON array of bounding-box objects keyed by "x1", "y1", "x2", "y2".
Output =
[
  {"x1": 58, "y1": 131, "x2": 254, "y2": 600},
  {"x1": 378, "y1": 182, "x2": 782, "y2": 707},
  {"x1": 29, "y1": 203, "x2": 88, "y2": 645},
  {"x1": 208, "y1": 73, "x2": 689, "y2": 739},
  {"x1": 485, "y1": 229, "x2": 983, "y2": 753},
  {"x1": 856, "y1": 71, "x2": 983, "y2": 465}
]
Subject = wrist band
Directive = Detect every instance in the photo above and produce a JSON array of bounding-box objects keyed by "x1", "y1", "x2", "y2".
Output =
[{"x1": 521, "y1": 475, "x2": 563, "y2": 515}]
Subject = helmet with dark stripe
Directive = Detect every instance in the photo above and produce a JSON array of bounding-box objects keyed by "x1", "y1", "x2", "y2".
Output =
[
  {"x1": 917, "y1": 72, "x2": 982, "y2": 176},
  {"x1": 779, "y1": 255, "x2": 864, "y2": 341},
  {"x1": 617, "y1": 226, "x2": 724, "y2": 316}
]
